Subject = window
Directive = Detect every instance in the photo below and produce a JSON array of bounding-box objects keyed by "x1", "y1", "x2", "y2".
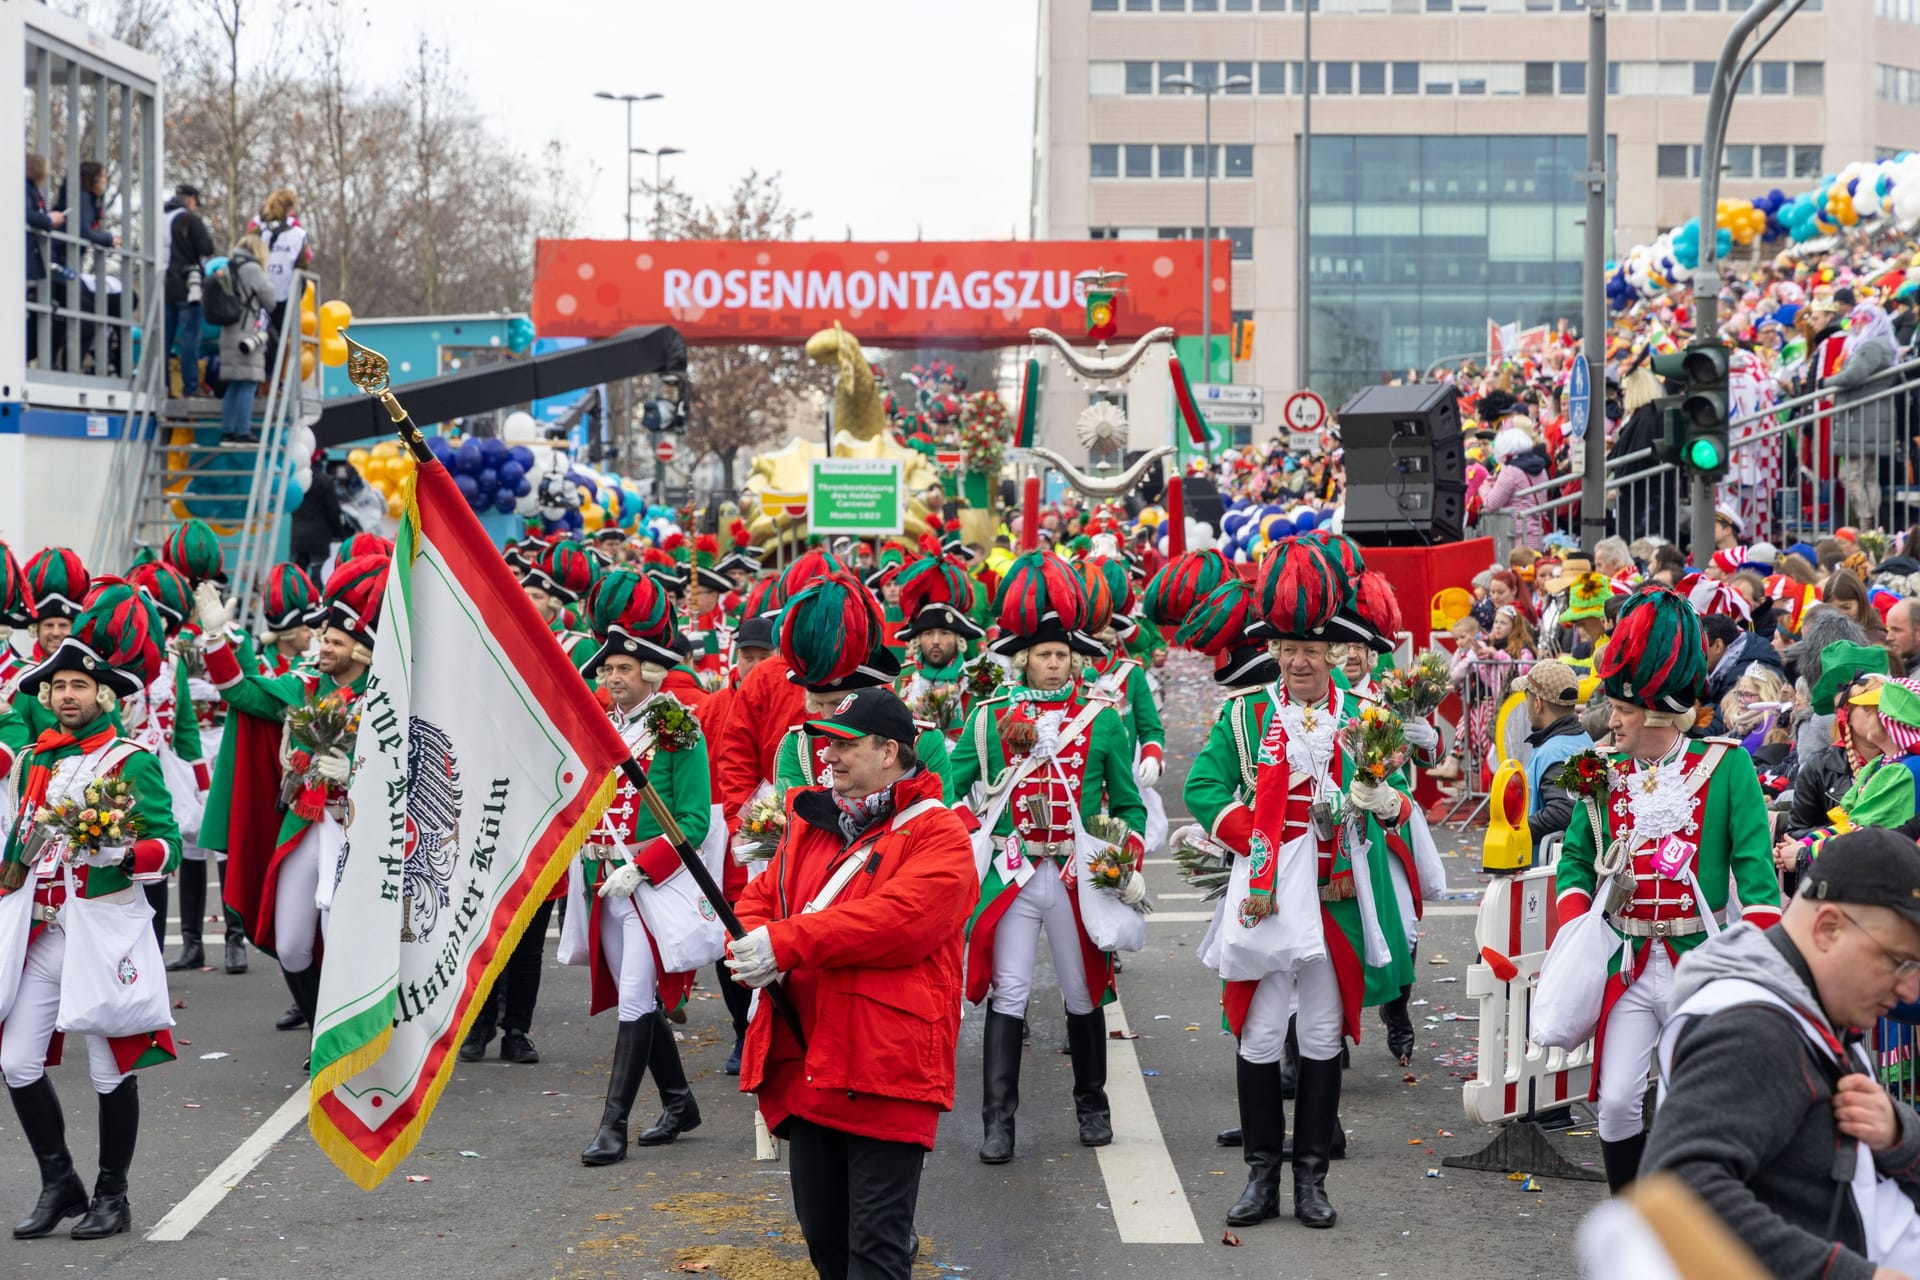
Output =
[
  {"x1": 1325, "y1": 62, "x2": 1353, "y2": 94},
  {"x1": 1359, "y1": 61, "x2": 1387, "y2": 94},
  {"x1": 1259, "y1": 61, "x2": 1287, "y2": 93},
  {"x1": 1159, "y1": 61, "x2": 1186, "y2": 92},
  {"x1": 1425, "y1": 63, "x2": 1456, "y2": 94},
  {"x1": 1559, "y1": 61, "x2": 1584, "y2": 94},
  {"x1": 1226, "y1": 227, "x2": 1254, "y2": 259},
  {"x1": 1125, "y1": 62, "x2": 1154, "y2": 94},
  {"x1": 1091, "y1": 0, "x2": 1118, "y2": 9},
  {"x1": 1194, "y1": 0, "x2": 1221, "y2": 9},
  {"x1": 1090, "y1": 145, "x2": 1119, "y2": 178},
  {"x1": 1159, "y1": 0, "x2": 1186, "y2": 9},
  {"x1": 1526, "y1": 62, "x2": 1554, "y2": 95},
  {"x1": 1125, "y1": 0, "x2": 1153, "y2": 9},
  {"x1": 1794, "y1": 62, "x2": 1824, "y2": 95},
  {"x1": 1226, "y1": 61, "x2": 1253, "y2": 91},
  {"x1": 1158, "y1": 143, "x2": 1187, "y2": 177},
  {"x1": 1192, "y1": 143, "x2": 1220, "y2": 177},
  {"x1": 1089, "y1": 63, "x2": 1126, "y2": 95},
  {"x1": 1656, "y1": 144, "x2": 1689, "y2": 178},
  {"x1": 1125, "y1": 144, "x2": 1154, "y2": 178},
  {"x1": 1693, "y1": 61, "x2": 1714, "y2": 96},
  {"x1": 1794, "y1": 145, "x2": 1823, "y2": 178},
  {"x1": 1089, "y1": 226, "x2": 1117, "y2": 240},
  {"x1": 1758, "y1": 144, "x2": 1788, "y2": 178},
  {"x1": 1458, "y1": 63, "x2": 1488, "y2": 95},
  {"x1": 1192, "y1": 61, "x2": 1220, "y2": 90},
  {"x1": 1225, "y1": 0, "x2": 1252, "y2": 9},
  {"x1": 1723, "y1": 144, "x2": 1754, "y2": 178},
  {"x1": 1225, "y1": 144, "x2": 1254, "y2": 177},
  {"x1": 1760, "y1": 61, "x2": 1789, "y2": 95}
]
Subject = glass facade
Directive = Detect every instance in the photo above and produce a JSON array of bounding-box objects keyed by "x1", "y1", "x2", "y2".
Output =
[{"x1": 1306, "y1": 134, "x2": 1612, "y2": 403}]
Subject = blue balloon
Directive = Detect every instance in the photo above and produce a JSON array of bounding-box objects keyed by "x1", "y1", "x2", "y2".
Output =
[
  {"x1": 498, "y1": 460, "x2": 525, "y2": 489},
  {"x1": 494, "y1": 491, "x2": 517, "y2": 514},
  {"x1": 506, "y1": 316, "x2": 536, "y2": 356},
  {"x1": 514, "y1": 476, "x2": 532, "y2": 498},
  {"x1": 509, "y1": 445, "x2": 536, "y2": 470},
  {"x1": 427, "y1": 435, "x2": 455, "y2": 462},
  {"x1": 564, "y1": 508, "x2": 584, "y2": 530},
  {"x1": 480, "y1": 436, "x2": 508, "y2": 464},
  {"x1": 454, "y1": 472, "x2": 479, "y2": 500},
  {"x1": 478, "y1": 467, "x2": 499, "y2": 493},
  {"x1": 455, "y1": 438, "x2": 486, "y2": 475}
]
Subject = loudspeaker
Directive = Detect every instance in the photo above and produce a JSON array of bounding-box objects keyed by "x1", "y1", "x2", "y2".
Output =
[
  {"x1": 1335, "y1": 384, "x2": 1466, "y2": 546},
  {"x1": 1181, "y1": 474, "x2": 1226, "y2": 539}
]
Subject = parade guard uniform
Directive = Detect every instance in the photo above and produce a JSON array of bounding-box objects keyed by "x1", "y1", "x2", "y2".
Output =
[
  {"x1": 1078, "y1": 555, "x2": 1168, "y2": 851},
  {"x1": 0, "y1": 542, "x2": 37, "y2": 689},
  {"x1": 892, "y1": 552, "x2": 987, "y2": 743},
  {"x1": 1553, "y1": 586, "x2": 1780, "y2": 1191},
  {"x1": 0, "y1": 584, "x2": 182, "y2": 1240},
  {"x1": 948, "y1": 551, "x2": 1148, "y2": 1165}
]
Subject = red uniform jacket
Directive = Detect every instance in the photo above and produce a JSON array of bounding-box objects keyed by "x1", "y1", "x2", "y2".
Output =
[{"x1": 712, "y1": 654, "x2": 805, "y2": 825}]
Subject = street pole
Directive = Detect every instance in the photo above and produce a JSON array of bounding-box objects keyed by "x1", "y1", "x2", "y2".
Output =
[
  {"x1": 1579, "y1": 0, "x2": 1607, "y2": 556},
  {"x1": 1202, "y1": 85, "x2": 1212, "y2": 383},
  {"x1": 1298, "y1": 1, "x2": 1312, "y2": 394},
  {"x1": 623, "y1": 102, "x2": 634, "y2": 240},
  {"x1": 653, "y1": 152, "x2": 664, "y2": 237},
  {"x1": 1690, "y1": 0, "x2": 1796, "y2": 569}
]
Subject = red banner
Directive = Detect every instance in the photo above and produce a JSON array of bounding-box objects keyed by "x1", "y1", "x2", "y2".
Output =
[{"x1": 531, "y1": 239, "x2": 1231, "y2": 347}]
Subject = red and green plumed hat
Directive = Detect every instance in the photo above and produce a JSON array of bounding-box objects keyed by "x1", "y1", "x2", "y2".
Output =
[
  {"x1": 1299, "y1": 530, "x2": 1375, "y2": 646},
  {"x1": 1079, "y1": 555, "x2": 1137, "y2": 635},
  {"x1": 126, "y1": 560, "x2": 195, "y2": 635},
  {"x1": 989, "y1": 550, "x2": 1104, "y2": 659},
  {"x1": 1254, "y1": 537, "x2": 1340, "y2": 642},
  {"x1": 0, "y1": 541, "x2": 35, "y2": 629},
  {"x1": 1142, "y1": 548, "x2": 1233, "y2": 631},
  {"x1": 342, "y1": 532, "x2": 394, "y2": 563},
  {"x1": 778, "y1": 569, "x2": 901, "y2": 693},
  {"x1": 320, "y1": 554, "x2": 390, "y2": 649},
  {"x1": 1351, "y1": 569, "x2": 1404, "y2": 655},
  {"x1": 16, "y1": 580, "x2": 164, "y2": 699},
  {"x1": 717, "y1": 518, "x2": 759, "y2": 576},
  {"x1": 261, "y1": 562, "x2": 321, "y2": 634},
  {"x1": 23, "y1": 546, "x2": 89, "y2": 622},
  {"x1": 522, "y1": 539, "x2": 597, "y2": 605},
  {"x1": 161, "y1": 518, "x2": 227, "y2": 586},
  {"x1": 692, "y1": 533, "x2": 732, "y2": 592},
  {"x1": 1176, "y1": 577, "x2": 1278, "y2": 688},
  {"x1": 895, "y1": 553, "x2": 984, "y2": 641},
  {"x1": 581, "y1": 567, "x2": 681, "y2": 678},
  {"x1": 1597, "y1": 585, "x2": 1708, "y2": 715}
]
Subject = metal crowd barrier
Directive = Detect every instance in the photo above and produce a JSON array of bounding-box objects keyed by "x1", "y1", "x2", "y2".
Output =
[{"x1": 1429, "y1": 653, "x2": 1539, "y2": 828}]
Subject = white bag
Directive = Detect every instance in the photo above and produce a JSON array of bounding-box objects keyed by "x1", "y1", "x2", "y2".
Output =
[
  {"x1": 1200, "y1": 830, "x2": 1327, "y2": 981},
  {"x1": 0, "y1": 872, "x2": 40, "y2": 1024},
  {"x1": 55, "y1": 875, "x2": 174, "y2": 1038},
  {"x1": 1344, "y1": 830, "x2": 1393, "y2": 969},
  {"x1": 1531, "y1": 889, "x2": 1623, "y2": 1049},
  {"x1": 555, "y1": 857, "x2": 591, "y2": 966},
  {"x1": 1071, "y1": 821, "x2": 1146, "y2": 954},
  {"x1": 633, "y1": 865, "x2": 727, "y2": 974},
  {"x1": 158, "y1": 747, "x2": 206, "y2": 843},
  {"x1": 309, "y1": 813, "x2": 347, "y2": 915}
]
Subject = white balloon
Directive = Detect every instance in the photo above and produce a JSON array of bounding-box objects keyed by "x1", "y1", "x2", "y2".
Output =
[
  {"x1": 503, "y1": 411, "x2": 539, "y2": 444},
  {"x1": 293, "y1": 467, "x2": 313, "y2": 495}
]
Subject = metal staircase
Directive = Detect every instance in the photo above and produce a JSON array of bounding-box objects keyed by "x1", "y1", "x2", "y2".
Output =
[{"x1": 93, "y1": 269, "x2": 322, "y2": 617}]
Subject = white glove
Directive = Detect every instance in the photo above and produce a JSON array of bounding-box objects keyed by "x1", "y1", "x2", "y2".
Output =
[
  {"x1": 1403, "y1": 718, "x2": 1439, "y2": 752},
  {"x1": 193, "y1": 582, "x2": 235, "y2": 634},
  {"x1": 84, "y1": 844, "x2": 130, "y2": 869},
  {"x1": 1121, "y1": 872, "x2": 1147, "y2": 907},
  {"x1": 597, "y1": 862, "x2": 643, "y2": 900},
  {"x1": 726, "y1": 925, "x2": 781, "y2": 988},
  {"x1": 1133, "y1": 753, "x2": 1163, "y2": 787},
  {"x1": 312, "y1": 750, "x2": 351, "y2": 784},
  {"x1": 1349, "y1": 778, "x2": 1403, "y2": 821}
]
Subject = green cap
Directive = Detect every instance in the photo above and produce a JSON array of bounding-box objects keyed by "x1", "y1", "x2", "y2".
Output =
[{"x1": 1810, "y1": 639, "x2": 1890, "y2": 712}]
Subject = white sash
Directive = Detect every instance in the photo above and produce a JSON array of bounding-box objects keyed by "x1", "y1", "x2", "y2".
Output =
[{"x1": 804, "y1": 798, "x2": 942, "y2": 914}]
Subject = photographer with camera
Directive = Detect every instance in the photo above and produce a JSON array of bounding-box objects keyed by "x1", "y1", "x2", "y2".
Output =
[
  {"x1": 211, "y1": 234, "x2": 275, "y2": 445},
  {"x1": 162, "y1": 184, "x2": 215, "y2": 396}
]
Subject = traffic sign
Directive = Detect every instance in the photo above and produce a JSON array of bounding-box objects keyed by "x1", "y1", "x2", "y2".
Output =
[
  {"x1": 809, "y1": 458, "x2": 905, "y2": 535},
  {"x1": 1566, "y1": 356, "x2": 1591, "y2": 439},
  {"x1": 1200, "y1": 402, "x2": 1264, "y2": 427},
  {"x1": 1194, "y1": 383, "x2": 1264, "y2": 405},
  {"x1": 654, "y1": 437, "x2": 677, "y2": 463},
  {"x1": 1281, "y1": 390, "x2": 1328, "y2": 433}
]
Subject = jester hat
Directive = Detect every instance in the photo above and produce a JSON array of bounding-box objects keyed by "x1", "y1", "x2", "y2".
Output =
[
  {"x1": 778, "y1": 569, "x2": 901, "y2": 692},
  {"x1": 523, "y1": 539, "x2": 597, "y2": 605},
  {"x1": 261, "y1": 563, "x2": 321, "y2": 634},
  {"x1": 24, "y1": 547, "x2": 89, "y2": 621},
  {"x1": 0, "y1": 542, "x2": 34, "y2": 629},
  {"x1": 16, "y1": 580, "x2": 163, "y2": 698},
  {"x1": 989, "y1": 550, "x2": 1103, "y2": 658},
  {"x1": 1598, "y1": 586, "x2": 1708, "y2": 714},
  {"x1": 162, "y1": 518, "x2": 227, "y2": 586},
  {"x1": 582, "y1": 567, "x2": 680, "y2": 677},
  {"x1": 1176, "y1": 578, "x2": 1277, "y2": 688},
  {"x1": 126, "y1": 559, "x2": 195, "y2": 634},
  {"x1": 321, "y1": 554, "x2": 390, "y2": 649},
  {"x1": 1254, "y1": 537, "x2": 1340, "y2": 642},
  {"x1": 895, "y1": 554, "x2": 984, "y2": 641}
]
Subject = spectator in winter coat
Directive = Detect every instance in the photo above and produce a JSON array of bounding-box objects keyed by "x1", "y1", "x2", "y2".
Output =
[
  {"x1": 23, "y1": 153, "x2": 64, "y2": 363},
  {"x1": 1475, "y1": 425, "x2": 1551, "y2": 546},
  {"x1": 215, "y1": 236, "x2": 277, "y2": 444},
  {"x1": 1827, "y1": 302, "x2": 1902, "y2": 528},
  {"x1": 289, "y1": 453, "x2": 358, "y2": 578},
  {"x1": 1515, "y1": 660, "x2": 1592, "y2": 860},
  {"x1": 163, "y1": 184, "x2": 216, "y2": 394}
]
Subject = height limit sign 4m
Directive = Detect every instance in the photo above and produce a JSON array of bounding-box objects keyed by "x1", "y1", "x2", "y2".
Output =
[{"x1": 1283, "y1": 390, "x2": 1328, "y2": 452}]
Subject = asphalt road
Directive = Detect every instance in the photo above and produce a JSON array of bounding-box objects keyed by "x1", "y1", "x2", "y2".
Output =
[{"x1": 2, "y1": 656, "x2": 1606, "y2": 1278}]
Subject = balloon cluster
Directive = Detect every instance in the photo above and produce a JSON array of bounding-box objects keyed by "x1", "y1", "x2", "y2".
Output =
[
  {"x1": 297, "y1": 284, "x2": 354, "y2": 378},
  {"x1": 1609, "y1": 153, "x2": 1920, "y2": 311},
  {"x1": 1217, "y1": 503, "x2": 1334, "y2": 564},
  {"x1": 426, "y1": 435, "x2": 536, "y2": 517},
  {"x1": 347, "y1": 441, "x2": 418, "y2": 520}
]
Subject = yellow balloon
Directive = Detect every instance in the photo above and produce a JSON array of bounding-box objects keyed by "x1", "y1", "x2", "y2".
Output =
[
  {"x1": 386, "y1": 493, "x2": 405, "y2": 519},
  {"x1": 319, "y1": 299, "x2": 354, "y2": 331},
  {"x1": 319, "y1": 336, "x2": 349, "y2": 367},
  {"x1": 300, "y1": 347, "x2": 317, "y2": 378},
  {"x1": 372, "y1": 440, "x2": 399, "y2": 460},
  {"x1": 347, "y1": 448, "x2": 371, "y2": 469},
  {"x1": 582, "y1": 503, "x2": 605, "y2": 534},
  {"x1": 301, "y1": 282, "x2": 317, "y2": 315}
]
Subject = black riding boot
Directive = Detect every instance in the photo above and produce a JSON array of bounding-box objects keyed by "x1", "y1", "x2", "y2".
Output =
[
  {"x1": 168, "y1": 858, "x2": 206, "y2": 971},
  {"x1": 1601, "y1": 1133, "x2": 1647, "y2": 1194},
  {"x1": 276, "y1": 967, "x2": 308, "y2": 1031},
  {"x1": 977, "y1": 1010, "x2": 1023, "y2": 1164},
  {"x1": 635, "y1": 1016, "x2": 701, "y2": 1146},
  {"x1": 286, "y1": 966, "x2": 321, "y2": 1070},
  {"x1": 1291, "y1": 1056, "x2": 1341, "y2": 1229},
  {"x1": 1066, "y1": 1009, "x2": 1112, "y2": 1147},
  {"x1": 582, "y1": 1015, "x2": 656, "y2": 1166},
  {"x1": 1379, "y1": 985, "x2": 1416, "y2": 1067},
  {"x1": 71, "y1": 1078, "x2": 138, "y2": 1240},
  {"x1": 8, "y1": 1077, "x2": 87, "y2": 1238},
  {"x1": 1226, "y1": 1056, "x2": 1285, "y2": 1226},
  {"x1": 143, "y1": 880, "x2": 168, "y2": 955}
]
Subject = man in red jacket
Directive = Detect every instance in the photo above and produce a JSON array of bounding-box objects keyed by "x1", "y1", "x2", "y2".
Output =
[{"x1": 729, "y1": 686, "x2": 976, "y2": 1280}]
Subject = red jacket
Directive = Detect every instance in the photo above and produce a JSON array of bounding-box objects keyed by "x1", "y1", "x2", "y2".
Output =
[
  {"x1": 734, "y1": 768, "x2": 977, "y2": 1137},
  {"x1": 713, "y1": 653, "x2": 805, "y2": 824}
]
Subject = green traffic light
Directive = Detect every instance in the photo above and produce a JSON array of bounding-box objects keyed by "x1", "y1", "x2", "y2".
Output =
[{"x1": 1687, "y1": 438, "x2": 1723, "y2": 471}]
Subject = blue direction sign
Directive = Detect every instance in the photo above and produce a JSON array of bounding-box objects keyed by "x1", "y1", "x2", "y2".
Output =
[{"x1": 1567, "y1": 355, "x2": 1591, "y2": 439}]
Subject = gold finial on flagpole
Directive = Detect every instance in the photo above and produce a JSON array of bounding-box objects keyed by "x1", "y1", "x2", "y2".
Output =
[{"x1": 344, "y1": 332, "x2": 432, "y2": 461}]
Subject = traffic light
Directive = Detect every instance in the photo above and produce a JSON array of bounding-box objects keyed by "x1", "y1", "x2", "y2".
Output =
[
  {"x1": 1649, "y1": 342, "x2": 1730, "y2": 480},
  {"x1": 1085, "y1": 288, "x2": 1117, "y2": 341}
]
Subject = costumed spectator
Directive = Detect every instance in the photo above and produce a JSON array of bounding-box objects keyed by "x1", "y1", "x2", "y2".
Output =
[
  {"x1": 213, "y1": 235, "x2": 275, "y2": 445},
  {"x1": 250, "y1": 189, "x2": 311, "y2": 378},
  {"x1": 1719, "y1": 665, "x2": 1792, "y2": 757},
  {"x1": 1782, "y1": 642, "x2": 1892, "y2": 890},
  {"x1": 1797, "y1": 678, "x2": 1920, "y2": 860},
  {"x1": 1702, "y1": 613, "x2": 1785, "y2": 729},
  {"x1": 1516, "y1": 660, "x2": 1594, "y2": 860}
]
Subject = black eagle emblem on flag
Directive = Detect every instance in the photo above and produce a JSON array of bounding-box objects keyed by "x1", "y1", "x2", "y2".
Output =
[{"x1": 400, "y1": 717, "x2": 461, "y2": 942}]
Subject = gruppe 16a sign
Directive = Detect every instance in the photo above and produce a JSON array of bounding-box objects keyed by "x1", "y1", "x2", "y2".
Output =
[{"x1": 531, "y1": 239, "x2": 1231, "y2": 347}]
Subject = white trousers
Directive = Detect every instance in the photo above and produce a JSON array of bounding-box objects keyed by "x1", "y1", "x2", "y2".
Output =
[
  {"x1": 1, "y1": 927, "x2": 129, "y2": 1092},
  {"x1": 598, "y1": 892, "x2": 660, "y2": 1020},
  {"x1": 275, "y1": 827, "x2": 322, "y2": 974},
  {"x1": 1596, "y1": 941, "x2": 1675, "y2": 1142},
  {"x1": 989, "y1": 867, "x2": 1094, "y2": 1018},
  {"x1": 1240, "y1": 958, "x2": 1344, "y2": 1064}
]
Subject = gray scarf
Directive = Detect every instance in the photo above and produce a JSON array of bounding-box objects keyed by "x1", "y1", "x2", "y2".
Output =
[{"x1": 831, "y1": 766, "x2": 923, "y2": 843}]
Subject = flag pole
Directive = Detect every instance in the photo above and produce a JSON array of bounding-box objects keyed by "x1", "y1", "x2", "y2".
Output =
[{"x1": 344, "y1": 333, "x2": 805, "y2": 1049}]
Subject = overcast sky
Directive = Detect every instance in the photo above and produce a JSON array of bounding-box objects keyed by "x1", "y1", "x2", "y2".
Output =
[{"x1": 349, "y1": 0, "x2": 1040, "y2": 243}]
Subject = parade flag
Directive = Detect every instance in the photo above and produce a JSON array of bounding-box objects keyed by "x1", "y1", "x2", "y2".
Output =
[{"x1": 309, "y1": 457, "x2": 629, "y2": 1189}]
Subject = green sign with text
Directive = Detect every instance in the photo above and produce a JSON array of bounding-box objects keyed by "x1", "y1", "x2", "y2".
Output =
[{"x1": 808, "y1": 458, "x2": 905, "y2": 535}]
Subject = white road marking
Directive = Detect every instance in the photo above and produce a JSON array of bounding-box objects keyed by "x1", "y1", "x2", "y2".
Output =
[
  {"x1": 1097, "y1": 999, "x2": 1204, "y2": 1244},
  {"x1": 1147, "y1": 902, "x2": 1480, "y2": 925},
  {"x1": 146, "y1": 1089, "x2": 309, "y2": 1242}
]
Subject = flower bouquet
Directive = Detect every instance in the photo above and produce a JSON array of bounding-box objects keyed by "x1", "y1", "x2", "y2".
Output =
[
  {"x1": 38, "y1": 775, "x2": 143, "y2": 866},
  {"x1": 1341, "y1": 703, "x2": 1410, "y2": 784},
  {"x1": 1553, "y1": 748, "x2": 1617, "y2": 860},
  {"x1": 643, "y1": 698, "x2": 701, "y2": 752},
  {"x1": 909, "y1": 682, "x2": 962, "y2": 732},
  {"x1": 732, "y1": 795, "x2": 787, "y2": 864},
  {"x1": 1380, "y1": 652, "x2": 1451, "y2": 720},
  {"x1": 964, "y1": 657, "x2": 1005, "y2": 704},
  {"x1": 1084, "y1": 815, "x2": 1150, "y2": 913},
  {"x1": 281, "y1": 688, "x2": 361, "y2": 820},
  {"x1": 1171, "y1": 826, "x2": 1233, "y2": 902},
  {"x1": 1858, "y1": 528, "x2": 1890, "y2": 563}
]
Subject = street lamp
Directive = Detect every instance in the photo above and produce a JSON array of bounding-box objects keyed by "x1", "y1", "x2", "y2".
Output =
[
  {"x1": 1162, "y1": 72, "x2": 1251, "y2": 386},
  {"x1": 593, "y1": 90, "x2": 663, "y2": 238},
  {"x1": 633, "y1": 147, "x2": 686, "y2": 237}
]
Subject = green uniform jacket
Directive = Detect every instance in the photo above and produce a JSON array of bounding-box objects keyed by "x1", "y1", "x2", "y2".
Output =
[
  {"x1": 0, "y1": 713, "x2": 183, "y2": 895},
  {"x1": 1556, "y1": 738, "x2": 1782, "y2": 966},
  {"x1": 947, "y1": 691, "x2": 1146, "y2": 839},
  {"x1": 1124, "y1": 624, "x2": 1167, "y2": 665},
  {"x1": 774, "y1": 724, "x2": 955, "y2": 804},
  {"x1": 1086, "y1": 657, "x2": 1165, "y2": 757},
  {"x1": 551, "y1": 618, "x2": 597, "y2": 673},
  {"x1": 1184, "y1": 688, "x2": 1271, "y2": 849},
  {"x1": 580, "y1": 713, "x2": 712, "y2": 892}
]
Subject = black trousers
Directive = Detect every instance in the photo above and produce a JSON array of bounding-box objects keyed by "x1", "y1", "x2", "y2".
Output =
[
  {"x1": 469, "y1": 899, "x2": 554, "y2": 1037},
  {"x1": 784, "y1": 1117, "x2": 924, "y2": 1280},
  {"x1": 714, "y1": 961, "x2": 752, "y2": 1035}
]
